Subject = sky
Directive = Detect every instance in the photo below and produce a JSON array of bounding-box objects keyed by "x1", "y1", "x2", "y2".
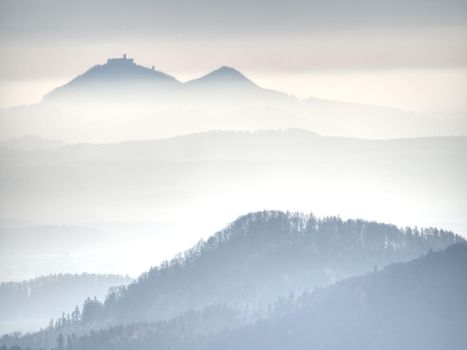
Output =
[
  {"x1": 0, "y1": 0, "x2": 466, "y2": 282},
  {"x1": 0, "y1": 0, "x2": 466, "y2": 115}
]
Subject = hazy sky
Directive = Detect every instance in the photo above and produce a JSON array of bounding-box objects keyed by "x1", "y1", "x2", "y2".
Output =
[
  {"x1": 1, "y1": 0, "x2": 466, "y2": 114},
  {"x1": 1, "y1": 1, "x2": 467, "y2": 282}
]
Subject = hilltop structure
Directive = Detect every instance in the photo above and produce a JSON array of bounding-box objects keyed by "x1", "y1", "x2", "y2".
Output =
[{"x1": 107, "y1": 53, "x2": 134, "y2": 65}]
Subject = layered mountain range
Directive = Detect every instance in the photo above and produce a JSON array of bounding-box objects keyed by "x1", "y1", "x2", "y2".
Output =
[
  {"x1": 1, "y1": 55, "x2": 466, "y2": 350},
  {"x1": 1, "y1": 129, "x2": 466, "y2": 284},
  {"x1": 1, "y1": 55, "x2": 464, "y2": 141}
]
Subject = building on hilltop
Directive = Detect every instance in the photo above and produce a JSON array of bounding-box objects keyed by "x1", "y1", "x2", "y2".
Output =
[{"x1": 107, "y1": 54, "x2": 134, "y2": 65}]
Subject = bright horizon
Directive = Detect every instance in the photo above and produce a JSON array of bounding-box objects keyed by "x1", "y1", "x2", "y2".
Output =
[
  {"x1": 1, "y1": 58, "x2": 466, "y2": 119},
  {"x1": 1, "y1": 0, "x2": 466, "y2": 116}
]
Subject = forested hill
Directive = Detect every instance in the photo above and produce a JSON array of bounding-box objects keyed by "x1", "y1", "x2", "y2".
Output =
[
  {"x1": 199, "y1": 242, "x2": 467, "y2": 350},
  {"x1": 3, "y1": 242, "x2": 465, "y2": 350},
  {"x1": 0, "y1": 274, "x2": 132, "y2": 335},
  {"x1": 0, "y1": 212, "x2": 463, "y2": 349},
  {"x1": 82, "y1": 211, "x2": 462, "y2": 324}
]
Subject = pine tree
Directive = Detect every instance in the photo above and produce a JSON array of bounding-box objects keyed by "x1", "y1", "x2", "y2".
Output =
[{"x1": 71, "y1": 306, "x2": 81, "y2": 323}]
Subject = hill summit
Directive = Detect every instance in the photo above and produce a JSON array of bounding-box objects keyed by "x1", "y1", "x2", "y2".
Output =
[
  {"x1": 82, "y1": 211, "x2": 462, "y2": 324},
  {"x1": 186, "y1": 66, "x2": 257, "y2": 87},
  {"x1": 42, "y1": 55, "x2": 283, "y2": 102},
  {"x1": 44, "y1": 54, "x2": 180, "y2": 101}
]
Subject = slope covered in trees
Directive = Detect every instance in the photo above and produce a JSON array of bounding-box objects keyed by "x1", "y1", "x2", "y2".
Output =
[
  {"x1": 93, "y1": 211, "x2": 460, "y2": 324},
  {"x1": 200, "y1": 242, "x2": 467, "y2": 350},
  {"x1": 0, "y1": 211, "x2": 462, "y2": 349},
  {"x1": 3, "y1": 242, "x2": 465, "y2": 350}
]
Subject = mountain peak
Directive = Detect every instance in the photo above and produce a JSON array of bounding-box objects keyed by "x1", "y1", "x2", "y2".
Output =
[
  {"x1": 214, "y1": 65, "x2": 244, "y2": 75},
  {"x1": 186, "y1": 66, "x2": 257, "y2": 87},
  {"x1": 44, "y1": 54, "x2": 180, "y2": 101},
  {"x1": 72, "y1": 55, "x2": 179, "y2": 83}
]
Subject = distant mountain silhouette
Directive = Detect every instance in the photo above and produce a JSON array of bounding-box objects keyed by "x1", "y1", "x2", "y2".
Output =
[
  {"x1": 0, "y1": 135, "x2": 65, "y2": 151},
  {"x1": 184, "y1": 66, "x2": 288, "y2": 101},
  {"x1": 1, "y1": 55, "x2": 465, "y2": 140},
  {"x1": 43, "y1": 57, "x2": 286, "y2": 102},
  {"x1": 186, "y1": 66, "x2": 257, "y2": 87},
  {"x1": 1, "y1": 130, "x2": 466, "y2": 254},
  {"x1": 44, "y1": 55, "x2": 180, "y2": 101}
]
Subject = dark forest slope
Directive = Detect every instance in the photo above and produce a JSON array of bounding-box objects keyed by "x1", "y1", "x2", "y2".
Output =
[
  {"x1": 4, "y1": 242, "x2": 465, "y2": 350},
  {"x1": 84, "y1": 211, "x2": 461, "y2": 324}
]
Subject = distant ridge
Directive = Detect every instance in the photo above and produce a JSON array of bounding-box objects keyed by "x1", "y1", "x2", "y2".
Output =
[
  {"x1": 1, "y1": 54, "x2": 464, "y2": 141},
  {"x1": 42, "y1": 56, "x2": 286, "y2": 102},
  {"x1": 0, "y1": 135, "x2": 65, "y2": 151}
]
